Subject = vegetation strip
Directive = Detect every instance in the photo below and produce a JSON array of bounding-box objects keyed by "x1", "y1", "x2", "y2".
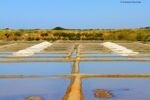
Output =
[{"x1": 0, "y1": 28, "x2": 149, "y2": 41}]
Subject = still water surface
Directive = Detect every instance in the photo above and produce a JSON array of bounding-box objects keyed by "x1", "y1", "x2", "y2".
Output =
[
  {"x1": 0, "y1": 78, "x2": 69, "y2": 100},
  {"x1": 0, "y1": 62, "x2": 71, "y2": 75},
  {"x1": 0, "y1": 53, "x2": 150, "y2": 100},
  {"x1": 83, "y1": 78, "x2": 150, "y2": 100},
  {"x1": 80, "y1": 62, "x2": 150, "y2": 74}
]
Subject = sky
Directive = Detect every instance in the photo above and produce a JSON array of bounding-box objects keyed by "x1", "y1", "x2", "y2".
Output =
[{"x1": 0, "y1": 0, "x2": 149, "y2": 29}]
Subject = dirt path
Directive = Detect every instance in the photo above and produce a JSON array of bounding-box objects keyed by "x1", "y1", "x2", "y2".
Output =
[{"x1": 63, "y1": 45, "x2": 84, "y2": 100}]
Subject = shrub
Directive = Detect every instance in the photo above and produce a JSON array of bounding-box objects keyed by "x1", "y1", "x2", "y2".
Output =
[
  {"x1": 15, "y1": 32, "x2": 22, "y2": 37},
  {"x1": 52, "y1": 27, "x2": 65, "y2": 30}
]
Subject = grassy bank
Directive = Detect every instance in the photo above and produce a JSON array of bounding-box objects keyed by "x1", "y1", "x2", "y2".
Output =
[{"x1": 0, "y1": 28, "x2": 150, "y2": 41}]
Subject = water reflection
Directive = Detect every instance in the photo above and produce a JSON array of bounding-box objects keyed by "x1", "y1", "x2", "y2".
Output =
[
  {"x1": 80, "y1": 62, "x2": 150, "y2": 74},
  {"x1": 0, "y1": 78, "x2": 70, "y2": 100},
  {"x1": 83, "y1": 78, "x2": 150, "y2": 100},
  {"x1": 0, "y1": 62, "x2": 71, "y2": 75}
]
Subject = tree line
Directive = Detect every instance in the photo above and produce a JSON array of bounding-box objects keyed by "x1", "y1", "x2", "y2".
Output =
[{"x1": 0, "y1": 28, "x2": 149, "y2": 41}]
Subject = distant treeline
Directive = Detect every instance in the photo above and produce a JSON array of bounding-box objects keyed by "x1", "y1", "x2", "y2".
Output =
[{"x1": 0, "y1": 27, "x2": 150, "y2": 41}]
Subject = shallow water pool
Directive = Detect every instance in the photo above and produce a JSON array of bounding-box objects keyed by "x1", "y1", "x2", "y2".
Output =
[
  {"x1": 82, "y1": 78, "x2": 150, "y2": 100},
  {"x1": 0, "y1": 62, "x2": 71, "y2": 75},
  {"x1": 80, "y1": 62, "x2": 150, "y2": 74},
  {"x1": 0, "y1": 78, "x2": 69, "y2": 100}
]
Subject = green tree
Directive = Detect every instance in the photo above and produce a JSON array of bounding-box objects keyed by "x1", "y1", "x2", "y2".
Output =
[{"x1": 52, "y1": 27, "x2": 66, "y2": 30}]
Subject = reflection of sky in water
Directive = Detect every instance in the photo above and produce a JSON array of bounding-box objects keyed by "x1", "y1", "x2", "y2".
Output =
[
  {"x1": 138, "y1": 54, "x2": 150, "y2": 56},
  {"x1": 80, "y1": 62, "x2": 150, "y2": 74},
  {"x1": 81, "y1": 53, "x2": 150, "y2": 57},
  {"x1": 0, "y1": 53, "x2": 12, "y2": 56},
  {"x1": 83, "y1": 79, "x2": 150, "y2": 100},
  {"x1": 0, "y1": 57, "x2": 65, "y2": 61},
  {"x1": 0, "y1": 53, "x2": 67, "y2": 60},
  {"x1": 80, "y1": 53, "x2": 119, "y2": 56},
  {"x1": 0, "y1": 78, "x2": 69, "y2": 100},
  {"x1": 0, "y1": 52, "x2": 150, "y2": 100},
  {"x1": 0, "y1": 53, "x2": 67, "y2": 58},
  {"x1": 0, "y1": 62, "x2": 71, "y2": 75},
  {"x1": 34, "y1": 53, "x2": 67, "y2": 56},
  {"x1": 81, "y1": 57, "x2": 150, "y2": 61}
]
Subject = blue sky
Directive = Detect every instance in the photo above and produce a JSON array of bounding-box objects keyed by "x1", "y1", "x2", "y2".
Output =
[{"x1": 0, "y1": 0, "x2": 149, "y2": 29}]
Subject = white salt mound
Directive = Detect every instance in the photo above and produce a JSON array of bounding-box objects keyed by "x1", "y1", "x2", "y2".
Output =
[
  {"x1": 13, "y1": 41, "x2": 52, "y2": 56},
  {"x1": 101, "y1": 42, "x2": 139, "y2": 56}
]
